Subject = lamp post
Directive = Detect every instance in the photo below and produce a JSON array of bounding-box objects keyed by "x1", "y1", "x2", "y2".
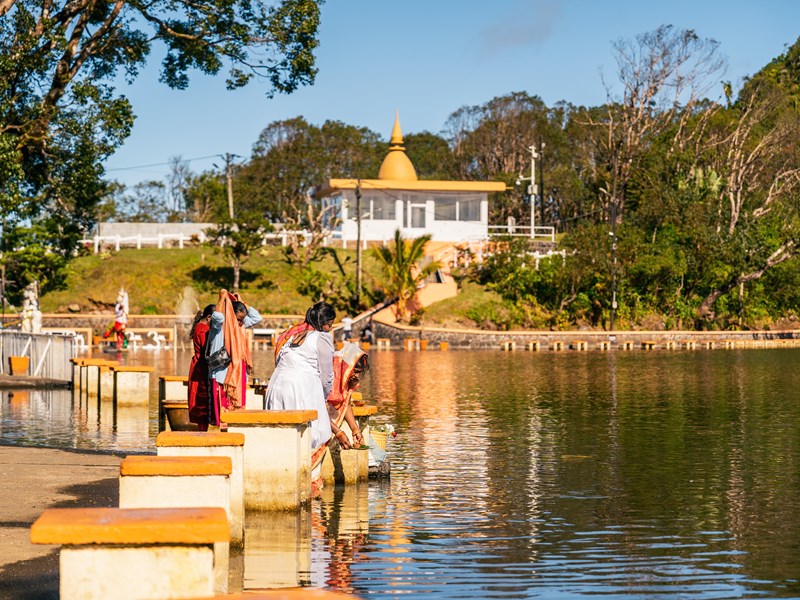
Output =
[
  {"x1": 355, "y1": 180, "x2": 362, "y2": 306},
  {"x1": 609, "y1": 153, "x2": 619, "y2": 331}
]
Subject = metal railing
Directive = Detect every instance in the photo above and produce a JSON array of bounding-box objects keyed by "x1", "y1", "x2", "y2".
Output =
[
  {"x1": 0, "y1": 331, "x2": 76, "y2": 381},
  {"x1": 487, "y1": 225, "x2": 556, "y2": 241}
]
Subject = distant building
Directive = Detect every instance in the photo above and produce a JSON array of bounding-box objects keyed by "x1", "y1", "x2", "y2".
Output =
[{"x1": 313, "y1": 114, "x2": 506, "y2": 245}]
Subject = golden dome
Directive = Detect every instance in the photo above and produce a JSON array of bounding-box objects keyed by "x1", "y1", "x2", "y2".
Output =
[{"x1": 378, "y1": 113, "x2": 418, "y2": 181}]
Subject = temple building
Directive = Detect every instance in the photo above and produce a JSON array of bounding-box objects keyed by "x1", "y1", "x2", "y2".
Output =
[{"x1": 313, "y1": 114, "x2": 506, "y2": 245}]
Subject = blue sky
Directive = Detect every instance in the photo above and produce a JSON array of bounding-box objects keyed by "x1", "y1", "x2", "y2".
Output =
[{"x1": 104, "y1": 0, "x2": 800, "y2": 187}]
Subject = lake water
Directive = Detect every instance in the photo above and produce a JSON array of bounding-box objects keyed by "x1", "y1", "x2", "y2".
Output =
[{"x1": 3, "y1": 348, "x2": 800, "y2": 598}]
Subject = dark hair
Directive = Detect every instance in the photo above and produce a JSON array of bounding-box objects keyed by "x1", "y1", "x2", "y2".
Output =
[
  {"x1": 189, "y1": 304, "x2": 215, "y2": 339},
  {"x1": 347, "y1": 354, "x2": 370, "y2": 389},
  {"x1": 305, "y1": 302, "x2": 336, "y2": 332},
  {"x1": 232, "y1": 301, "x2": 247, "y2": 315}
]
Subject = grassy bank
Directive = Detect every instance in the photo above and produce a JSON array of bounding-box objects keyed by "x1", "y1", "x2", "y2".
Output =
[{"x1": 40, "y1": 246, "x2": 383, "y2": 315}]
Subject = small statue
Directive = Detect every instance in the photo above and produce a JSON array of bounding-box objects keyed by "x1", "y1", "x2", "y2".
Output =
[{"x1": 20, "y1": 281, "x2": 42, "y2": 334}]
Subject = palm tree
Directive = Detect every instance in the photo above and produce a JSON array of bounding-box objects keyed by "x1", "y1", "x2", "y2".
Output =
[{"x1": 372, "y1": 229, "x2": 441, "y2": 321}]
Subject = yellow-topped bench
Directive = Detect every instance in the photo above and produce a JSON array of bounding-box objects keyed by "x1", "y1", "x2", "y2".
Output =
[
  {"x1": 120, "y1": 455, "x2": 231, "y2": 477},
  {"x1": 322, "y1": 401, "x2": 375, "y2": 486},
  {"x1": 159, "y1": 374, "x2": 188, "y2": 402},
  {"x1": 118, "y1": 456, "x2": 232, "y2": 589},
  {"x1": 157, "y1": 432, "x2": 245, "y2": 546},
  {"x1": 223, "y1": 409, "x2": 318, "y2": 511},
  {"x1": 110, "y1": 365, "x2": 153, "y2": 405},
  {"x1": 31, "y1": 507, "x2": 228, "y2": 600}
]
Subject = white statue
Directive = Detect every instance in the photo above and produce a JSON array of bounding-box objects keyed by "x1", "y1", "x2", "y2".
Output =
[{"x1": 21, "y1": 281, "x2": 42, "y2": 333}]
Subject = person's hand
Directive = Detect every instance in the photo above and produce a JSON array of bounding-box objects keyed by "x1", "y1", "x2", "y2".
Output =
[
  {"x1": 352, "y1": 428, "x2": 364, "y2": 446},
  {"x1": 335, "y1": 430, "x2": 352, "y2": 450},
  {"x1": 219, "y1": 289, "x2": 228, "y2": 300}
]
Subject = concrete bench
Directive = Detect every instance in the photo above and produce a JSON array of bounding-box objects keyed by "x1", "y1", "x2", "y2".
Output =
[
  {"x1": 500, "y1": 340, "x2": 516, "y2": 351},
  {"x1": 620, "y1": 341, "x2": 634, "y2": 350},
  {"x1": 159, "y1": 374, "x2": 188, "y2": 402},
  {"x1": 80, "y1": 359, "x2": 118, "y2": 399},
  {"x1": 526, "y1": 341, "x2": 540, "y2": 351},
  {"x1": 251, "y1": 328, "x2": 277, "y2": 349},
  {"x1": 681, "y1": 340, "x2": 697, "y2": 349},
  {"x1": 30, "y1": 507, "x2": 228, "y2": 600},
  {"x1": 641, "y1": 340, "x2": 657, "y2": 350},
  {"x1": 598, "y1": 341, "x2": 610, "y2": 351},
  {"x1": 110, "y1": 365, "x2": 154, "y2": 405},
  {"x1": 222, "y1": 409, "x2": 317, "y2": 511},
  {"x1": 376, "y1": 338, "x2": 391, "y2": 350},
  {"x1": 404, "y1": 338, "x2": 419, "y2": 351},
  {"x1": 571, "y1": 340, "x2": 588, "y2": 351},
  {"x1": 321, "y1": 403, "x2": 375, "y2": 485},
  {"x1": 551, "y1": 340, "x2": 564, "y2": 351},
  {"x1": 119, "y1": 456, "x2": 232, "y2": 592},
  {"x1": 156, "y1": 431, "x2": 245, "y2": 547},
  {"x1": 69, "y1": 357, "x2": 89, "y2": 391}
]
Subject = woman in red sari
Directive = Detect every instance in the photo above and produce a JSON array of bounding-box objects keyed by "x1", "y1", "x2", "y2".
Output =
[{"x1": 187, "y1": 304, "x2": 215, "y2": 431}]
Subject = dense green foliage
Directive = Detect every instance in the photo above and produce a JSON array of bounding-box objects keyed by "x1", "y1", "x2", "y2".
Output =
[
  {"x1": 372, "y1": 230, "x2": 440, "y2": 322},
  {"x1": 5, "y1": 14, "x2": 800, "y2": 331},
  {"x1": 0, "y1": 0, "x2": 323, "y2": 302}
]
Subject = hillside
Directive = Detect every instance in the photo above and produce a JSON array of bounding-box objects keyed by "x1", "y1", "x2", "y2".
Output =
[
  {"x1": 39, "y1": 246, "x2": 382, "y2": 316},
  {"x1": 37, "y1": 245, "x2": 507, "y2": 330}
]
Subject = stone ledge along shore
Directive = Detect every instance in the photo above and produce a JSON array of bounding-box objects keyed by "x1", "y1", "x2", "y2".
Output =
[{"x1": 0, "y1": 445, "x2": 121, "y2": 600}]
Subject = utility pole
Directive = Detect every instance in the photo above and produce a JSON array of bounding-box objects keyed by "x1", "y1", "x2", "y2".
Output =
[
  {"x1": 222, "y1": 153, "x2": 237, "y2": 220},
  {"x1": 538, "y1": 138, "x2": 546, "y2": 226},
  {"x1": 529, "y1": 144, "x2": 538, "y2": 237},
  {"x1": 355, "y1": 181, "x2": 363, "y2": 306},
  {"x1": 517, "y1": 144, "x2": 539, "y2": 238}
]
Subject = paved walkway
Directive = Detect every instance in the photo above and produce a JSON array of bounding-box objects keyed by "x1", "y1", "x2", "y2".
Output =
[{"x1": 0, "y1": 446, "x2": 121, "y2": 599}]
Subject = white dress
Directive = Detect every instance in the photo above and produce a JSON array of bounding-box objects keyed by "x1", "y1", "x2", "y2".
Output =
[{"x1": 265, "y1": 330, "x2": 333, "y2": 450}]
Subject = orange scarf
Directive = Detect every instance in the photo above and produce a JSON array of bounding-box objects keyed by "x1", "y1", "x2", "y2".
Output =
[
  {"x1": 216, "y1": 293, "x2": 252, "y2": 407},
  {"x1": 274, "y1": 321, "x2": 313, "y2": 364}
]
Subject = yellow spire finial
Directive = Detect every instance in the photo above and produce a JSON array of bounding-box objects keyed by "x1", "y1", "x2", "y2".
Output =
[
  {"x1": 389, "y1": 111, "x2": 404, "y2": 147},
  {"x1": 378, "y1": 112, "x2": 417, "y2": 181}
]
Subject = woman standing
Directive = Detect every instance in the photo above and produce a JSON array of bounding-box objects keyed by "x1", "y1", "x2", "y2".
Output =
[
  {"x1": 266, "y1": 302, "x2": 338, "y2": 452},
  {"x1": 207, "y1": 289, "x2": 262, "y2": 426},
  {"x1": 187, "y1": 304, "x2": 215, "y2": 431}
]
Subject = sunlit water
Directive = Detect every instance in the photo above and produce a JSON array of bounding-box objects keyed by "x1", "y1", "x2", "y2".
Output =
[{"x1": 3, "y1": 348, "x2": 800, "y2": 598}]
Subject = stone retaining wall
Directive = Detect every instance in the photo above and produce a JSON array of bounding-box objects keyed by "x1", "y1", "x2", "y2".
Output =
[{"x1": 372, "y1": 321, "x2": 800, "y2": 350}]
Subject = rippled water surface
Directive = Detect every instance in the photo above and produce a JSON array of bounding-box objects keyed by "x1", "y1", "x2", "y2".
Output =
[{"x1": 3, "y1": 348, "x2": 800, "y2": 598}]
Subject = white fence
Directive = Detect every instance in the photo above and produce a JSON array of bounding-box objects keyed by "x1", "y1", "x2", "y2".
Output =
[
  {"x1": 488, "y1": 224, "x2": 556, "y2": 241},
  {"x1": 0, "y1": 331, "x2": 76, "y2": 381},
  {"x1": 80, "y1": 230, "x2": 335, "y2": 254}
]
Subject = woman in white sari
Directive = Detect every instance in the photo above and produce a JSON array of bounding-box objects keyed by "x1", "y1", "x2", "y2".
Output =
[{"x1": 265, "y1": 302, "x2": 336, "y2": 451}]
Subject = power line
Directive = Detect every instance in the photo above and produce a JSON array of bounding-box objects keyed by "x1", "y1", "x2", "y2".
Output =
[{"x1": 105, "y1": 154, "x2": 220, "y2": 172}]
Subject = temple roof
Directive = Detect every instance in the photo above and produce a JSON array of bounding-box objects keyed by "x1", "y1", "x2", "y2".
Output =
[
  {"x1": 314, "y1": 113, "x2": 507, "y2": 197},
  {"x1": 377, "y1": 113, "x2": 418, "y2": 181}
]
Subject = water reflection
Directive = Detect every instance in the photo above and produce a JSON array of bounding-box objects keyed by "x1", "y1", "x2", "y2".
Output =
[{"x1": 2, "y1": 348, "x2": 800, "y2": 597}]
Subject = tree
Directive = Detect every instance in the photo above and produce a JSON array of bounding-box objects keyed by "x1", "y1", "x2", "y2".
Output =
[
  {"x1": 0, "y1": 0, "x2": 323, "y2": 296},
  {"x1": 404, "y1": 131, "x2": 456, "y2": 180},
  {"x1": 444, "y1": 92, "x2": 585, "y2": 227},
  {"x1": 237, "y1": 117, "x2": 383, "y2": 219},
  {"x1": 372, "y1": 230, "x2": 440, "y2": 322},
  {"x1": 592, "y1": 25, "x2": 725, "y2": 223},
  {"x1": 205, "y1": 210, "x2": 273, "y2": 292},
  {"x1": 235, "y1": 117, "x2": 383, "y2": 268}
]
